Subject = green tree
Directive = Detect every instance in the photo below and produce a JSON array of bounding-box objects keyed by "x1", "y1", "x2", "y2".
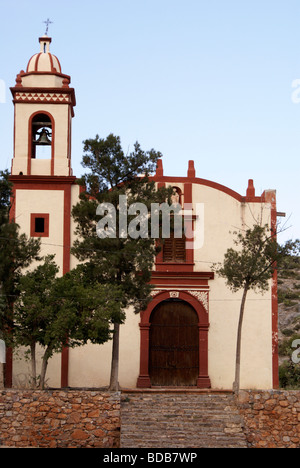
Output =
[
  {"x1": 0, "y1": 170, "x2": 40, "y2": 384},
  {"x1": 13, "y1": 256, "x2": 121, "y2": 389},
  {"x1": 213, "y1": 224, "x2": 299, "y2": 394},
  {"x1": 72, "y1": 133, "x2": 172, "y2": 390}
]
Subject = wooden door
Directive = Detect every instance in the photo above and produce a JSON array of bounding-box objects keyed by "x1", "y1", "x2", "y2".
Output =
[{"x1": 149, "y1": 300, "x2": 199, "y2": 386}]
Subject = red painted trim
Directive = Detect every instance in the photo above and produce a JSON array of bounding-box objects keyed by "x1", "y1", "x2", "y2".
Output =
[
  {"x1": 261, "y1": 190, "x2": 278, "y2": 388},
  {"x1": 30, "y1": 213, "x2": 50, "y2": 237},
  {"x1": 184, "y1": 182, "x2": 192, "y2": 205},
  {"x1": 48, "y1": 53, "x2": 54, "y2": 72},
  {"x1": 187, "y1": 160, "x2": 196, "y2": 178},
  {"x1": 27, "y1": 119, "x2": 31, "y2": 175},
  {"x1": 155, "y1": 159, "x2": 163, "y2": 177},
  {"x1": 272, "y1": 268, "x2": 279, "y2": 389},
  {"x1": 10, "y1": 175, "x2": 76, "y2": 184},
  {"x1": 61, "y1": 347, "x2": 69, "y2": 388},
  {"x1": 152, "y1": 175, "x2": 264, "y2": 203},
  {"x1": 26, "y1": 55, "x2": 36, "y2": 73},
  {"x1": 13, "y1": 97, "x2": 70, "y2": 105},
  {"x1": 141, "y1": 290, "x2": 209, "y2": 326},
  {"x1": 15, "y1": 71, "x2": 71, "y2": 81},
  {"x1": 4, "y1": 350, "x2": 13, "y2": 388},
  {"x1": 63, "y1": 185, "x2": 71, "y2": 275},
  {"x1": 137, "y1": 290, "x2": 211, "y2": 388},
  {"x1": 35, "y1": 53, "x2": 42, "y2": 72},
  {"x1": 246, "y1": 179, "x2": 255, "y2": 199},
  {"x1": 183, "y1": 182, "x2": 194, "y2": 267},
  {"x1": 267, "y1": 191, "x2": 279, "y2": 389},
  {"x1": 54, "y1": 55, "x2": 62, "y2": 73},
  {"x1": 38, "y1": 36, "x2": 52, "y2": 43},
  {"x1": 11, "y1": 85, "x2": 75, "y2": 98}
]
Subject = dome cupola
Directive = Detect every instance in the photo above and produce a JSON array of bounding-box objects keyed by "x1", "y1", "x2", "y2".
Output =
[
  {"x1": 12, "y1": 35, "x2": 73, "y2": 90},
  {"x1": 26, "y1": 35, "x2": 62, "y2": 73}
]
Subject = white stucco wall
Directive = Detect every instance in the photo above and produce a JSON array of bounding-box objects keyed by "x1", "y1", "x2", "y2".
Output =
[{"x1": 11, "y1": 180, "x2": 275, "y2": 390}]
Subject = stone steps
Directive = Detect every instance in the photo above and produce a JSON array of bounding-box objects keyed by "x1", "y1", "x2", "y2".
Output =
[{"x1": 120, "y1": 391, "x2": 248, "y2": 448}]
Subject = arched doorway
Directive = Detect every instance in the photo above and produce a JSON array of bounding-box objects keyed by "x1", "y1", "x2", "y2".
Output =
[{"x1": 149, "y1": 299, "x2": 199, "y2": 386}]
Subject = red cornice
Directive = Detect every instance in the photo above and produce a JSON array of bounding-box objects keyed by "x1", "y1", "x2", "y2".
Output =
[
  {"x1": 150, "y1": 271, "x2": 214, "y2": 287},
  {"x1": 15, "y1": 70, "x2": 71, "y2": 81},
  {"x1": 11, "y1": 86, "x2": 74, "y2": 94},
  {"x1": 151, "y1": 271, "x2": 214, "y2": 278},
  {"x1": 10, "y1": 175, "x2": 77, "y2": 186},
  {"x1": 10, "y1": 86, "x2": 76, "y2": 109},
  {"x1": 39, "y1": 36, "x2": 51, "y2": 43}
]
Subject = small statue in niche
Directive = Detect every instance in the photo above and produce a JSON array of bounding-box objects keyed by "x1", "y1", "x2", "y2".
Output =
[{"x1": 171, "y1": 188, "x2": 180, "y2": 206}]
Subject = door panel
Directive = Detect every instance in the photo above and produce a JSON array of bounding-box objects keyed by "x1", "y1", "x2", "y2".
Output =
[{"x1": 149, "y1": 300, "x2": 199, "y2": 386}]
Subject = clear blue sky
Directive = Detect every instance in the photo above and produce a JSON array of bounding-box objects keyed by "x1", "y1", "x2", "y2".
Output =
[{"x1": 0, "y1": 0, "x2": 299, "y2": 243}]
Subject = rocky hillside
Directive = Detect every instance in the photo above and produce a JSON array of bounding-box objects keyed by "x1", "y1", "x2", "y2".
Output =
[{"x1": 277, "y1": 255, "x2": 300, "y2": 365}]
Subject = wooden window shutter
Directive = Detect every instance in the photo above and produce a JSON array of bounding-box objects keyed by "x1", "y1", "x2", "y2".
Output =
[{"x1": 163, "y1": 233, "x2": 186, "y2": 262}]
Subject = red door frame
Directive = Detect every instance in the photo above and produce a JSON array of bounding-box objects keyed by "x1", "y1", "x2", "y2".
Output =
[{"x1": 137, "y1": 290, "x2": 211, "y2": 388}]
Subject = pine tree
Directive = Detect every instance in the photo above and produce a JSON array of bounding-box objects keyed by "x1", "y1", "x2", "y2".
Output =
[
  {"x1": 0, "y1": 170, "x2": 41, "y2": 324},
  {"x1": 0, "y1": 170, "x2": 40, "y2": 386},
  {"x1": 71, "y1": 134, "x2": 171, "y2": 390}
]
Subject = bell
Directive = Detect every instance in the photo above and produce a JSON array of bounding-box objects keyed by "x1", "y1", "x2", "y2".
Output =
[{"x1": 34, "y1": 128, "x2": 52, "y2": 145}]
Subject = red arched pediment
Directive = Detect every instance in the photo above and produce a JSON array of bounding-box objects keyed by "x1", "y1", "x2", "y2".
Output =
[{"x1": 141, "y1": 290, "x2": 208, "y2": 326}]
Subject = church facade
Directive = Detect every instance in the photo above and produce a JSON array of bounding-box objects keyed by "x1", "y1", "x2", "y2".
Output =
[{"x1": 7, "y1": 35, "x2": 279, "y2": 390}]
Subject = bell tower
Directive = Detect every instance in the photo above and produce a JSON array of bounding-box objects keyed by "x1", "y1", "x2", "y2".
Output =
[
  {"x1": 10, "y1": 35, "x2": 76, "y2": 176},
  {"x1": 7, "y1": 35, "x2": 78, "y2": 388}
]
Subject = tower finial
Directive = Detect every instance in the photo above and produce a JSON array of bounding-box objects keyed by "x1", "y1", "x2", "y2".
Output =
[{"x1": 43, "y1": 18, "x2": 53, "y2": 35}]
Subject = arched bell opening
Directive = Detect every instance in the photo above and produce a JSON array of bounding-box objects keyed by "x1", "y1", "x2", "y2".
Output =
[{"x1": 30, "y1": 112, "x2": 53, "y2": 159}]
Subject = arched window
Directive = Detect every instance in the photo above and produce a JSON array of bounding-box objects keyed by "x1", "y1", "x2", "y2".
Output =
[{"x1": 31, "y1": 113, "x2": 52, "y2": 159}]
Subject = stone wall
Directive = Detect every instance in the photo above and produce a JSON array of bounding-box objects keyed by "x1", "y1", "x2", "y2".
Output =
[
  {"x1": 0, "y1": 389, "x2": 120, "y2": 448},
  {"x1": 0, "y1": 389, "x2": 299, "y2": 448},
  {"x1": 238, "y1": 390, "x2": 300, "y2": 448}
]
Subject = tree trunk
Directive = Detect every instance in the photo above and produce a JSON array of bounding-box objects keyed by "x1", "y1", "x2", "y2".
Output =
[
  {"x1": 233, "y1": 282, "x2": 249, "y2": 394},
  {"x1": 30, "y1": 342, "x2": 37, "y2": 388},
  {"x1": 0, "y1": 363, "x2": 4, "y2": 388},
  {"x1": 39, "y1": 351, "x2": 49, "y2": 390},
  {"x1": 109, "y1": 322, "x2": 120, "y2": 391}
]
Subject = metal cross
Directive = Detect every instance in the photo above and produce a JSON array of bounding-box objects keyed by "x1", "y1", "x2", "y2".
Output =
[{"x1": 43, "y1": 18, "x2": 53, "y2": 35}]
